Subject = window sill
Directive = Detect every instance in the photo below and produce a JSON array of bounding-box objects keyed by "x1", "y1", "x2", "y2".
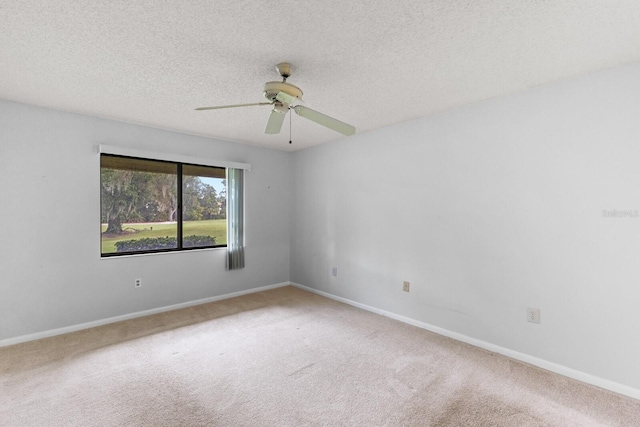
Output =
[{"x1": 100, "y1": 246, "x2": 226, "y2": 260}]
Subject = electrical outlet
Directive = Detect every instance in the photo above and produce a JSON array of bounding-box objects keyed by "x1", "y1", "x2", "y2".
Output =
[
  {"x1": 135, "y1": 279, "x2": 142, "y2": 288},
  {"x1": 527, "y1": 307, "x2": 540, "y2": 323},
  {"x1": 403, "y1": 281, "x2": 410, "y2": 292},
  {"x1": 331, "y1": 267, "x2": 338, "y2": 277}
]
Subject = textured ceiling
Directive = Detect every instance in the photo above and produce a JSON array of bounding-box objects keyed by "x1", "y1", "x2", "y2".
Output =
[{"x1": 2, "y1": 1, "x2": 640, "y2": 152}]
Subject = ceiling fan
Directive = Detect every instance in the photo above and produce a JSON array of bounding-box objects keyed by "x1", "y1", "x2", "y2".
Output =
[{"x1": 195, "y1": 63, "x2": 356, "y2": 136}]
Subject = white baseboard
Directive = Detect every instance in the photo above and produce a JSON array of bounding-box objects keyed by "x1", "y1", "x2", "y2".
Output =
[
  {"x1": 0, "y1": 282, "x2": 290, "y2": 348},
  {"x1": 290, "y1": 282, "x2": 640, "y2": 401}
]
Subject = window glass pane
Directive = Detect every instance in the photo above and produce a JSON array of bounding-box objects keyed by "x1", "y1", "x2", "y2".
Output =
[
  {"x1": 182, "y1": 164, "x2": 227, "y2": 248},
  {"x1": 101, "y1": 156, "x2": 178, "y2": 254}
]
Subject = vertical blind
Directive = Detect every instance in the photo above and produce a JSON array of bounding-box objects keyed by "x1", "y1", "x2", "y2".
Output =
[{"x1": 226, "y1": 168, "x2": 245, "y2": 270}]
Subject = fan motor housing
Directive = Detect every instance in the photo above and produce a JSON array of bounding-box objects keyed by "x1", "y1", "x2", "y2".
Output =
[{"x1": 263, "y1": 81, "x2": 303, "y2": 102}]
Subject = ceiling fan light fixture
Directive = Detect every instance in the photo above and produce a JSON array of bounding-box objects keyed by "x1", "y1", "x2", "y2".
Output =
[{"x1": 273, "y1": 102, "x2": 288, "y2": 114}]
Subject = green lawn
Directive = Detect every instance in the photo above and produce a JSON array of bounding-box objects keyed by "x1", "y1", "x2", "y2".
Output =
[{"x1": 101, "y1": 219, "x2": 227, "y2": 253}]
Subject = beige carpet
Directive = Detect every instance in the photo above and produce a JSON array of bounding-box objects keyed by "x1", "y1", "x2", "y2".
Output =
[{"x1": 1, "y1": 286, "x2": 639, "y2": 426}]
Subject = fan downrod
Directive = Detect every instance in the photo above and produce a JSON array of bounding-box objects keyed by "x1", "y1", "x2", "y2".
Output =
[
  {"x1": 276, "y1": 62, "x2": 293, "y2": 82},
  {"x1": 263, "y1": 63, "x2": 303, "y2": 103}
]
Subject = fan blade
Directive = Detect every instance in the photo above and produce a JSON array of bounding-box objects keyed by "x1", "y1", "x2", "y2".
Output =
[
  {"x1": 195, "y1": 102, "x2": 271, "y2": 111},
  {"x1": 275, "y1": 91, "x2": 299, "y2": 105},
  {"x1": 293, "y1": 105, "x2": 355, "y2": 136},
  {"x1": 265, "y1": 109, "x2": 287, "y2": 134}
]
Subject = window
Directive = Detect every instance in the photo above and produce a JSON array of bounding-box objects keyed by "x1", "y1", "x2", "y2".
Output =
[{"x1": 100, "y1": 154, "x2": 227, "y2": 256}]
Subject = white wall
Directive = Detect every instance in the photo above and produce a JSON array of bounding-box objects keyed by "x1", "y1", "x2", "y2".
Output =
[
  {"x1": 291, "y1": 62, "x2": 640, "y2": 392},
  {"x1": 0, "y1": 100, "x2": 291, "y2": 341}
]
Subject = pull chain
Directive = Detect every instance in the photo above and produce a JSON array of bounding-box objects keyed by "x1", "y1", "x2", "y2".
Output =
[{"x1": 289, "y1": 108, "x2": 292, "y2": 144}]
